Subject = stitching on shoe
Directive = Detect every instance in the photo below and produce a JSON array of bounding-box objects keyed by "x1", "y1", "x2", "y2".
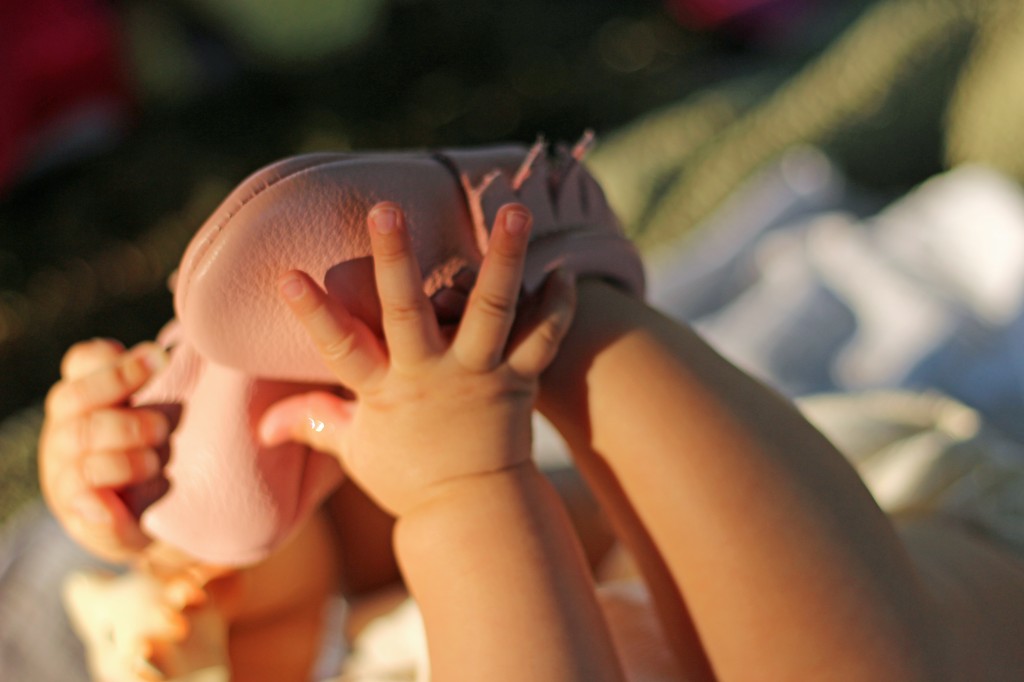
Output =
[{"x1": 178, "y1": 155, "x2": 347, "y2": 312}]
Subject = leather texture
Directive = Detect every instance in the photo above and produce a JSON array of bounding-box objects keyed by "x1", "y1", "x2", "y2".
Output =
[
  {"x1": 131, "y1": 140, "x2": 644, "y2": 566},
  {"x1": 176, "y1": 140, "x2": 645, "y2": 382},
  {"x1": 132, "y1": 325, "x2": 343, "y2": 566}
]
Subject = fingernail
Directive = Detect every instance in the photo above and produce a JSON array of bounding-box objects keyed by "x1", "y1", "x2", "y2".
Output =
[
  {"x1": 149, "y1": 413, "x2": 170, "y2": 444},
  {"x1": 370, "y1": 206, "x2": 399, "y2": 234},
  {"x1": 83, "y1": 455, "x2": 131, "y2": 487},
  {"x1": 72, "y1": 494, "x2": 113, "y2": 524},
  {"x1": 93, "y1": 337, "x2": 126, "y2": 352},
  {"x1": 136, "y1": 345, "x2": 169, "y2": 373},
  {"x1": 505, "y1": 209, "x2": 530, "y2": 235},
  {"x1": 258, "y1": 412, "x2": 287, "y2": 446},
  {"x1": 280, "y1": 273, "x2": 305, "y2": 301},
  {"x1": 165, "y1": 579, "x2": 207, "y2": 609},
  {"x1": 139, "y1": 448, "x2": 161, "y2": 479}
]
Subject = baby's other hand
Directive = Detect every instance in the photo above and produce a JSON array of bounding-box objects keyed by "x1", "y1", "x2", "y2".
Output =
[
  {"x1": 260, "y1": 202, "x2": 576, "y2": 517},
  {"x1": 40, "y1": 338, "x2": 170, "y2": 563},
  {"x1": 63, "y1": 568, "x2": 230, "y2": 682}
]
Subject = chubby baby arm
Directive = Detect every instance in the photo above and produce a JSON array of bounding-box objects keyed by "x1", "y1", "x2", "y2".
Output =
[
  {"x1": 40, "y1": 338, "x2": 170, "y2": 564},
  {"x1": 261, "y1": 202, "x2": 624, "y2": 682}
]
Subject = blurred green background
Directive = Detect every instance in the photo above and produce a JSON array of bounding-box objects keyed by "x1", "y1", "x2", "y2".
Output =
[{"x1": 0, "y1": 0, "x2": 754, "y2": 414}]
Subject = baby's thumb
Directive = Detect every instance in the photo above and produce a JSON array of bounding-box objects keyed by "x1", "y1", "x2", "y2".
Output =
[{"x1": 258, "y1": 391, "x2": 354, "y2": 460}]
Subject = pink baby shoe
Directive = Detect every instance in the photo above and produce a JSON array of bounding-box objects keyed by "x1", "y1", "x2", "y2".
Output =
[
  {"x1": 132, "y1": 138, "x2": 644, "y2": 566},
  {"x1": 130, "y1": 321, "x2": 343, "y2": 566}
]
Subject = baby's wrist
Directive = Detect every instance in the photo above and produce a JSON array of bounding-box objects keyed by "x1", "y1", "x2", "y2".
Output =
[
  {"x1": 393, "y1": 462, "x2": 547, "y2": 551},
  {"x1": 538, "y1": 278, "x2": 642, "y2": 403},
  {"x1": 394, "y1": 460, "x2": 537, "y2": 519}
]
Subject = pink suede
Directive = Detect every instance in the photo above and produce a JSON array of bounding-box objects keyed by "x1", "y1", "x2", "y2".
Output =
[{"x1": 132, "y1": 140, "x2": 644, "y2": 566}]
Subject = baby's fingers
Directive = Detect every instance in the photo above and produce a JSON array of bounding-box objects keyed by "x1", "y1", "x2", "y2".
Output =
[
  {"x1": 81, "y1": 447, "x2": 163, "y2": 488},
  {"x1": 259, "y1": 391, "x2": 355, "y2": 460},
  {"x1": 44, "y1": 408, "x2": 170, "y2": 459},
  {"x1": 453, "y1": 204, "x2": 532, "y2": 370},
  {"x1": 60, "y1": 338, "x2": 126, "y2": 380},
  {"x1": 61, "y1": 487, "x2": 153, "y2": 561},
  {"x1": 279, "y1": 270, "x2": 385, "y2": 391},
  {"x1": 47, "y1": 344, "x2": 169, "y2": 421},
  {"x1": 368, "y1": 203, "x2": 444, "y2": 365},
  {"x1": 507, "y1": 270, "x2": 577, "y2": 376}
]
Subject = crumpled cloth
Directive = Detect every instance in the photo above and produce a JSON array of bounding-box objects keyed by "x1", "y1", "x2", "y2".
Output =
[
  {"x1": 802, "y1": 390, "x2": 1024, "y2": 556},
  {"x1": 648, "y1": 160, "x2": 1024, "y2": 444}
]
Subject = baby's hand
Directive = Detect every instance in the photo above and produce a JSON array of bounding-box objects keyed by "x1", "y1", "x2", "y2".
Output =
[
  {"x1": 63, "y1": 568, "x2": 230, "y2": 682},
  {"x1": 40, "y1": 339, "x2": 170, "y2": 563},
  {"x1": 259, "y1": 202, "x2": 575, "y2": 517}
]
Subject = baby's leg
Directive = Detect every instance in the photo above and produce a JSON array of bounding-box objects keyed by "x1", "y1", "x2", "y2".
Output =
[
  {"x1": 214, "y1": 506, "x2": 341, "y2": 682},
  {"x1": 539, "y1": 280, "x2": 956, "y2": 681},
  {"x1": 553, "y1": 441, "x2": 715, "y2": 680}
]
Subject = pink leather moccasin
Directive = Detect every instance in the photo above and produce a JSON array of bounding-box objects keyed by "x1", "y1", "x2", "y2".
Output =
[{"x1": 131, "y1": 138, "x2": 645, "y2": 566}]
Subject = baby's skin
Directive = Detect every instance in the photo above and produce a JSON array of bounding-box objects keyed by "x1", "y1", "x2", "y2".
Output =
[
  {"x1": 40, "y1": 338, "x2": 170, "y2": 565},
  {"x1": 40, "y1": 201, "x2": 623, "y2": 682},
  {"x1": 44, "y1": 195, "x2": 1024, "y2": 682},
  {"x1": 39, "y1": 338, "x2": 342, "y2": 681},
  {"x1": 260, "y1": 201, "x2": 624, "y2": 681}
]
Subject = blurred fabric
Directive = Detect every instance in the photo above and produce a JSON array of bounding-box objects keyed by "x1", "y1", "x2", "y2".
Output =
[{"x1": 648, "y1": 159, "x2": 1024, "y2": 443}]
